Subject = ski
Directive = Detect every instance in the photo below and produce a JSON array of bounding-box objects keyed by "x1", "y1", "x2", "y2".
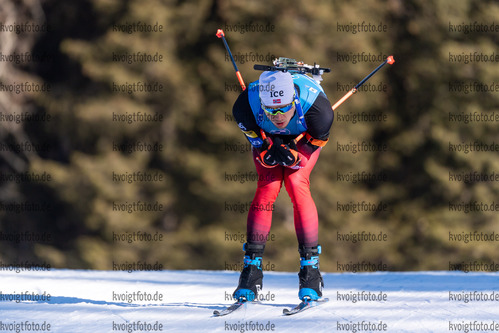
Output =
[
  {"x1": 213, "y1": 299, "x2": 249, "y2": 317},
  {"x1": 282, "y1": 297, "x2": 329, "y2": 316}
]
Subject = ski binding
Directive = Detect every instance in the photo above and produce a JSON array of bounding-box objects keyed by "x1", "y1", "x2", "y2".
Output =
[
  {"x1": 213, "y1": 298, "x2": 249, "y2": 317},
  {"x1": 283, "y1": 297, "x2": 329, "y2": 315}
]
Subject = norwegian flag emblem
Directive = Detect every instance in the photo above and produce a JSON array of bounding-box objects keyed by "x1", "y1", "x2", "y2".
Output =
[{"x1": 273, "y1": 99, "x2": 281, "y2": 104}]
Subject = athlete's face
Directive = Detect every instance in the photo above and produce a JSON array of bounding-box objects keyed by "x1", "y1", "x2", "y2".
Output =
[{"x1": 264, "y1": 104, "x2": 296, "y2": 129}]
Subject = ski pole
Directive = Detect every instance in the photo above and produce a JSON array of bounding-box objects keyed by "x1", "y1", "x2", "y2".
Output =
[
  {"x1": 332, "y1": 55, "x2": 395, "y2": 110},
  {"x1": 216, "y1": 29, "x2": 246, "y2": 91},
  {"x1": 295, "y1": 55, "x2": 395, "y2": 143}
]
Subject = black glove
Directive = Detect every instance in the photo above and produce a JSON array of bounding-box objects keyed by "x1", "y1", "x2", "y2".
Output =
[
  {"x1": 274, "y1": 138, "x2": 300, "y2": 167},
  {"x1": 256, "y1": 136, "x2": 279, "y2": 168}
]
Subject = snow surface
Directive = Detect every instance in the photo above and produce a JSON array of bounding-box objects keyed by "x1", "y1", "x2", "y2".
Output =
[{"x1": 1, "y1": 269, "x2": 499, "y2": 332}]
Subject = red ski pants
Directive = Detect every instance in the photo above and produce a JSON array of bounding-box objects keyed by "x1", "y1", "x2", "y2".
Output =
[{"x1": 246, "y1": 147, "x2": 321, "y2": 247}]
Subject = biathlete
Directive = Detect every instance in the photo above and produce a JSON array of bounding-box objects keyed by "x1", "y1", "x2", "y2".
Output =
[{"x1": 231, "y1": 64, "x2": 334, "y2": 302}]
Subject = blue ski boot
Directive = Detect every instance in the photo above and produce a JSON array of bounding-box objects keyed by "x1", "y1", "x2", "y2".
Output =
[
  {"x1": 233, "y1": 243, "x2": 265, "y2": 302},
  {"x1": 298, "y1": 245, "x2": 324, "y2": 301}
]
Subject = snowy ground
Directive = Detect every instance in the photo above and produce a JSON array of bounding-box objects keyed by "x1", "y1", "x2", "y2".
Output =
[{"x1": 1, "y1": 269, "x2": 499, "y2": 332}]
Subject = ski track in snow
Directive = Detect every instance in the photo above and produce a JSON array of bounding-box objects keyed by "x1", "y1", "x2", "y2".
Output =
[{"x1": 0, "y1": 269, "x2": 498, "y2": 332}]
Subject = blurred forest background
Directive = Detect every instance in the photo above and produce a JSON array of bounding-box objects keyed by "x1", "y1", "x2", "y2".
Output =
[{"x1": 0, "y1": 0, "x2": 498, "y2": 273}]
